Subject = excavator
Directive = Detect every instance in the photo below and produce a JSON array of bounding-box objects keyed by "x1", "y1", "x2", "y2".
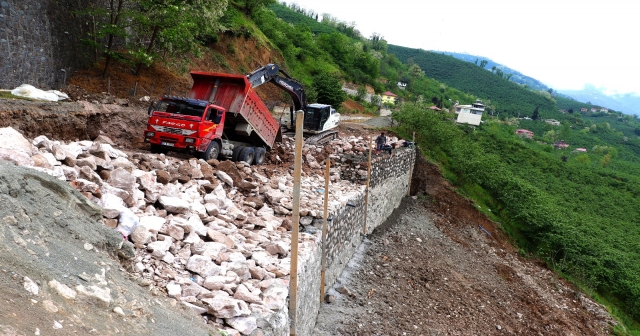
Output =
[{"x1": 246, "y1": 64, "x2": 340, "y2": 145}]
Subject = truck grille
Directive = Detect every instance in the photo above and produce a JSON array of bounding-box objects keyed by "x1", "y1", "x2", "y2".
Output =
[{"x1": 152, "y1": 125, "x2": 197, "y2": 136}]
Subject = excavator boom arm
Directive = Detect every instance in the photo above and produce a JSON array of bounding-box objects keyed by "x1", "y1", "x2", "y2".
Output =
[{"x1": 246, "y1": 64, "x2": 307, "y2": 112}]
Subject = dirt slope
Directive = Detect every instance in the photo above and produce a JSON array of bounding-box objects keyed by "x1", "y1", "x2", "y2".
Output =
[{"x1": 313, "y1": 157, "x2": 613, "y2": 335}]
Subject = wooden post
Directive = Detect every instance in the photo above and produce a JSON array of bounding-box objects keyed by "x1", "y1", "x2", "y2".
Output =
[
  {"x1": 107, "y1": 77, "x2": 111, "y2": 96},
  {"x1": 289, "y1": 110, "x2": 304, "y2": 336},
  {"x1": 320, "y1": 158, "x2": 330, "y2": 302},
  {"x1": 133, "y1": 81, "x2": 138, "y2": 97},
  {"x1": 407, "y1": 131, "x2": 415, "y2": 196},
  {"x1": 364, "y1": 136, "x2": 373, "y2": 234}
]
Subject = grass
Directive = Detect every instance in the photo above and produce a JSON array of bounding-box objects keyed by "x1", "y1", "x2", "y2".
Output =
[{"x1": 0, "y1": 91, "x2": 38, "y2": 101}]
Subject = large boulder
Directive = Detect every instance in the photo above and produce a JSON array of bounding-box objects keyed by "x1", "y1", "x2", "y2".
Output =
[
  {"x1": 158, "y1": 196, "x2": 190, "y2": 214},
  {"x1": 262, "y1": 283, "x2": 288, "y2": 310},
  {"x1": 202, "y1": 297, "x2": 251, "y2": 319},
  {"x1": 0, "y1": 148, "x2": 34, "y2": 167},
  {"x1": 216, "y1": 160, "x2": 244, "y2": 185},
  {"x1": 186, "y1": 255, "x2": 222, "y2": 277},
  {"x1": 109, "y1": 167, "x2": 136, "y2": 191},
  {"x1": 0, "y1": 127, "x2": 32, "y2": 155}
]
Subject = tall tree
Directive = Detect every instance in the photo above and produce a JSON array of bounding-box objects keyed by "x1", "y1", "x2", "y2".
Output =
[
  {"x1": 312, "y1": 72, "x2": 346, "y2": 107},
  {"x1": 408, "y1": 63, "x2": 424, "y2": 91},
  {"x1": 133, "y1": 0, "x2": 229, "y2": 74},
  {"x1": 532, "y1": 106, "x2": 540, "y2": 120},
  {"x1": 232, "y1": 0, "x2": 274, "y2": 16}
]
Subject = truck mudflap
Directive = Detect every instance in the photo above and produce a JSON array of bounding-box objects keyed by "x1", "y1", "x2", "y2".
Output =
[
  {"x1": 274, "y1": 127, "x2": 283, "y2": 144},
  {"x1": 197, "y1": 138, "x2": 212, "y2": 152}
]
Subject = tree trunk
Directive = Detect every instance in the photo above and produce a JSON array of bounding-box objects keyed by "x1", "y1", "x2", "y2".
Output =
[
  {"x1": 135, "y1": 25, "x2": 160, "y2": 76},
  {"x1": 102, "y1": 0, "x2": 124, "y2": 78}
]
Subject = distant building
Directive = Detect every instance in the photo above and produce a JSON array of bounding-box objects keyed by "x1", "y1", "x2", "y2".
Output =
[
  {"x1": 581, "y1": 108, "x2": 588, "y2": 112},
  {"x1": 515, "y1": 129, "x2": 534, "y2": 139},
  {"x1": 397, "y1": 82, "x2": 407, "y2": 90},
  {"x1": 575, "y1": 148, "x2": 587, "y2": 152},
  {"x1": 545, "y1": 119, "x2": 561, "y2": 126},
  {"x1": 429, "y1": 106, "x2": 441, "y2": 111},
  {"x1": 559, "y1": 109, "x2": 567, "y2": 114},
  {"x1": 591, "y1": 108, "x2": 598, "y2": 112},
  {"x1": 554, "y1": 140, "x2": 569, "y2": 149},
  {"x1": 600, "y1": 108, "x2": 609, "y2": 112},
  {"x1": 455, "y1": 99, "x2": 485, "y2": 126},
  {"x1": 381, "y1": 91, "x2": 398, "y2": 105}
]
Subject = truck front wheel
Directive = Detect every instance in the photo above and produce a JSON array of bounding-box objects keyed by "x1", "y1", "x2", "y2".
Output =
[
  {"x1": 239, "y1": 147, "x2": 255, "y2": 165},
  {"x1": 202, "y1": 141, "x2": 220, "y2": 161},
  {"x1": 150, "y1": 144, "x2": 168, "y2": 154}
]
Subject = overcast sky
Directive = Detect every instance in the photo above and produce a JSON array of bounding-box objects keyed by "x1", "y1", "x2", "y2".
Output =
[{"x1": 287, "y1": 0, "x2": 640, "y2": 95}]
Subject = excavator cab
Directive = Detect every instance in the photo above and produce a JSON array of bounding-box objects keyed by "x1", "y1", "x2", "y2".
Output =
[{"x1": 304, "y1": 104, "x2": 331, "y2": 132}]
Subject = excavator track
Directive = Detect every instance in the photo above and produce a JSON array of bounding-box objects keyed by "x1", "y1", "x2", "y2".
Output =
[
  {"x1": 305, "y1": 130, "x2": 339, "y2": 145},
  {"x1": 280, "y1": 127, "x2": 338, "y2": 146}
]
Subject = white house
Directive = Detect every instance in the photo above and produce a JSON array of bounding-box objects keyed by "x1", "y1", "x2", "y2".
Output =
[{"x1": 455, "y1": 99, "x2": 485, "y2": 126}]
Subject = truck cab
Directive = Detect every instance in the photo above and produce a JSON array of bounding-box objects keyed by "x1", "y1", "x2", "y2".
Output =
[{"x1": 144, "y1": 97, "x2": 229, "y2": 160}]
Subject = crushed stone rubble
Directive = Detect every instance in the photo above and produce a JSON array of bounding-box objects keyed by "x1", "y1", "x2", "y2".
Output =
[{"x1": 0, "y1": 126, "x2": 406, "y2": 335}]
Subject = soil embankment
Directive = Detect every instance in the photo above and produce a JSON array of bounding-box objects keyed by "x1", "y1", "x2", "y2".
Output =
[{"x1": 313, "y1": 156, "x2": 613, "y2": 335}]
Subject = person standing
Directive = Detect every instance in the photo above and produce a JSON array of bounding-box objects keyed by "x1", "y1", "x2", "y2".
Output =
[{"x1": 375, "y1": 132, "x2": 386, "y2": 155}]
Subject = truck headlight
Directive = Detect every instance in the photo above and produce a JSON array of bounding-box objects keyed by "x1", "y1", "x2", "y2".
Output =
[
  {"x1": 145, "y1": 131, "x2": 155, "y2": 138},
  {"x1": 184, "y1": 137, "x2": 195, "y2": 143}
]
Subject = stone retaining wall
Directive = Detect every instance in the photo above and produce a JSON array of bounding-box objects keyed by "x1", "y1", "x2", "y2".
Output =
[
  {"x1": 293, "y1": 147, "x2": 415, "y2": 335},
  {"x1": 0, "y1": 0, "x2": 95, "y2": 89}
]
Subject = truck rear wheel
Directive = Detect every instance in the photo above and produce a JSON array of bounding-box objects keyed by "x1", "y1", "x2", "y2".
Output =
[
  {"x1": 202, "y1": 141, "x2": 220, "y2": 161},
  {"x1": 231, "y1": 146, "x2": 245, "y2": 162},
  {"x1": 239, "y1": 147, "x2": 255, "y2": 165},
  {"x1": 253, "y1": 147, "x2": 266, "y2": 165}
]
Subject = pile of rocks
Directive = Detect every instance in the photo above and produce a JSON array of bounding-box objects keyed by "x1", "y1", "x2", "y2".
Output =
[
  {"x1": 273, "y1": 134, "x2": 404, "y2": 184},
  {"x1": 0, "y1": 126, "x2": 382, "y2": 335}
]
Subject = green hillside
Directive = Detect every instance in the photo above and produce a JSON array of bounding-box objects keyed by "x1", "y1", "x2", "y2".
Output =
[
  {"x1": 388, "y1": 45, "x2": 557, "y2": 118},
  {"x1": 394, "y1": 104, "x2": 640, "y2": 333}
]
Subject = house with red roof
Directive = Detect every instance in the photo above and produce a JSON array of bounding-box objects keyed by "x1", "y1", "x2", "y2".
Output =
[
  {"x1": 515, "y1": 129, "x2": 534, "y2": 139},
  {"x1": 381, "y1": 91, "x2": 398, "y2": 105},
  {"x1": 554, "y1": 140, "x2": 570, "y2": 149}
]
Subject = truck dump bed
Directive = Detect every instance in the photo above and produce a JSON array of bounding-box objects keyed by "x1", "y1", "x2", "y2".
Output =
[{"x1": 189, "y1": 72, "x2": 280, "y2": 148}]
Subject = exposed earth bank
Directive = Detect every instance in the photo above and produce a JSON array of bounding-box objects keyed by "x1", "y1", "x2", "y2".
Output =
[{"x1": 313, "y1": 157, "x2": 613, "y2": 335}]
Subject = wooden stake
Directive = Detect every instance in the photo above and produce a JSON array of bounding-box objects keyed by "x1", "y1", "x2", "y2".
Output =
[
  {"x1": 407, "y1": 131, "x2": 415, "y2": 196},
  {"x1": 364, "y1": 136, "x2": 373, "y2": 234},
  {"x1": 289, "y1": 110, "x2": 304, "y2": 336},
  {"x1": 320, "y1": 158, "x2": 330, "y2": 302}
]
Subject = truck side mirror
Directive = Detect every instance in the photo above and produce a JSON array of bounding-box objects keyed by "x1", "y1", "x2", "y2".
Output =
[{"x1": 147, "y1": 101, "x2": 155, "y2": 115}]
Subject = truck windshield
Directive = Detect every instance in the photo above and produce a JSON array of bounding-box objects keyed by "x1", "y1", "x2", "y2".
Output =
[{"x1": 155, "y1": 101, "x2": 205, "y2": 117}]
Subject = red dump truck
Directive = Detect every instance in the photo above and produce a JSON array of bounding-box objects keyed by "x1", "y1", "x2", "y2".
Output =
[{"x1": 143, "y1": 71, "x2": 281, "y2": 165}]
